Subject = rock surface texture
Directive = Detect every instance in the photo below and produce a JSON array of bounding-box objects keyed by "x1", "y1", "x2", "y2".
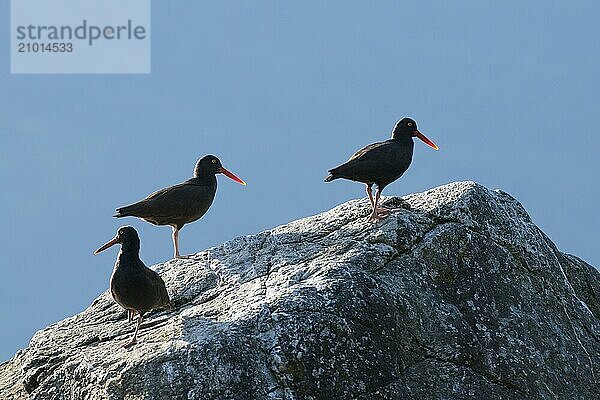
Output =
[{"x1": 1, "y1": 181, "x2": 599, "y2": 400}]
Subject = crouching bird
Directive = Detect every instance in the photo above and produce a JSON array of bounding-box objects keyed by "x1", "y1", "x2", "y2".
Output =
[
  {"x1": 94, "y1": 226, "x2": 172, "y2": 347},
  {"x1": 325, "y1": 118, "x2": 438, "y2": 221},
  {"x1": 113, "y1": 155, "x2": 246, "y2": 259}
]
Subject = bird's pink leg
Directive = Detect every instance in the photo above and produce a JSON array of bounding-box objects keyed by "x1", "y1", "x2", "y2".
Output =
[
  {"x1": 123, "y1": 312, "x2": 143, "y2": 348},
  {"x1": 128, "y1": 310, "x2": 140, "y2": 322},
  {"x1": 366, "y1": 185, "x2": 375, "y2": 209},
  {"x1": 368, "y1": 188, "x2": 389, "y2": 222},
  {"x1": 172, "y1": 227, "x2": 190, "y2": 259},
  {"x1": 374, "y1": 187, "x2": 390, "y2": 215}
]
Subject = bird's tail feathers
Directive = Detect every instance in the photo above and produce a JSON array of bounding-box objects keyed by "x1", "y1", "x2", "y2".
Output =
[
  {"x1": 113, "y1": 208, "x2": 128, "y2": 218},
  {"x1": 324, "y1": 173, "x2": 338, "y2": 182},
  {"x1": 113, "y1": 202, "x2": 145, "y2": 218}
]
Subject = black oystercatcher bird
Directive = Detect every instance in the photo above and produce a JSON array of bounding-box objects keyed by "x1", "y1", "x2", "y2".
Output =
[
  {"x1": 94, "y1": 226, "x2": 172, "y2": 347},
  {"x1": 325, "y1": 118, "x2": 438, "y2": 221},
  {"x1": 114, "y1": 155, "x2": 246, "y2": 259}
]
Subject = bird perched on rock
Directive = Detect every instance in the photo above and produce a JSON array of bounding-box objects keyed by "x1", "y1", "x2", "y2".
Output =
[
  {"x1": 325, "y1": 118, "x2": 438, "y2": 221},
  {"x1": 94, "y1": 226, "x2": 172, "y2": 347},
  {"x1": 114, "y1": 155, "x2": 246, "y2": 259}
]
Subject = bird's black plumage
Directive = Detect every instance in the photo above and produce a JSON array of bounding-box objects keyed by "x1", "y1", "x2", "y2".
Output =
[
  {"x1": 325, "y1": 118, "x2": 438, "y2": 221},
  {"x1": 114, "y1": 173, "x2": 218, "y2": 230},
  {"x1": 325, "y1": 134, "x2": 414, "y2": 189},
  {"x1": 94, "y1": 226, "x2": 172, "y2": 347},
  {"x1": 114, "y1": 155, "x2": 246, "y2": 259}
]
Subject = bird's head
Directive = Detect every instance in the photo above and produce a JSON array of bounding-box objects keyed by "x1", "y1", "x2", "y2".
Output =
[
  {"x1": 194, "y1": 155, "x2": 246, "y2": 185},
  {"x1": 94, "y1": 226, "x2": 140, "y2": 255},
  {"x1": 392, "y1": 117, "x2": 439, "y2": 150}
]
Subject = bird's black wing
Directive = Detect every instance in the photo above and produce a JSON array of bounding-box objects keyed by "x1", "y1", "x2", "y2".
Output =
[
  {"x1": 139, "y1": 263, "x2": 172, "y2": 309},
  {"x1": 328, "y1": 140, "x2": 401, "y2": 181},
  {"x1": 115, "y1": 261, "x2": 172, "y2": 312},
  {"x1": 114, "y1": 182, "x2": 215, "y2": 224},
  {"x1": 345, "y1": 141, "x2": 390, "y2": 163}
]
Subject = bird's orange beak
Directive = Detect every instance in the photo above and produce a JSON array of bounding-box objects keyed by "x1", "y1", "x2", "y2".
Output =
[
  {"x1": 414, "y1": 130, "x2": 439, "y2": 150},
  {"x1": 94, "y1": 237, "x2": 119, "y2": 255},
  {"x1": 218, "y1": 167, "x2": 247, "y2": 186}
]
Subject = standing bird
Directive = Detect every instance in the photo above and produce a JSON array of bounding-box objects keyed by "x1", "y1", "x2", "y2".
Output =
[
  {"x1": 325, "y1": 118, "x2": 438, "y2": 221},
  {"x1": 94, "y1": 226, "x2": 172, "y2": 347},
  {"x1": 114, "y1": 155, "x2": 246, "y2": 259}
]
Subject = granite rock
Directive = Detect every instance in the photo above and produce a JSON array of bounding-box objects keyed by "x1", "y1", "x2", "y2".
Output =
[{"x1": 1, "y1": 181, "x2": 599, "y2": 399}]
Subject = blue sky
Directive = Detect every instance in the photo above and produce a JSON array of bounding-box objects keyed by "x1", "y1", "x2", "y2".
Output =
[{"x1": 1, "y1": 1, "x2": 599, "y2": 361}]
